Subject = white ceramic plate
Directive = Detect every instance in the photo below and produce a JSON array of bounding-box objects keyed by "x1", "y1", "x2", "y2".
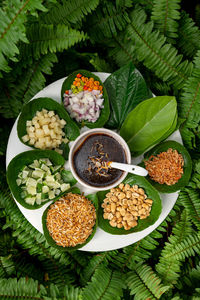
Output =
[{"x1": 6, "y1": 73, "x2": 182, "y2": 252}]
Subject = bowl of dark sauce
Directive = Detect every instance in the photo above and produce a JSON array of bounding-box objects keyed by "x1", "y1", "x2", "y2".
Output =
[{"x1": 69, "y1": 128, "x2": 131, "y2": 191}]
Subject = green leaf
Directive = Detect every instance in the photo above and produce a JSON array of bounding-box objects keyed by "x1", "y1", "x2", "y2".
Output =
[
  {"x1": 41, "y1": 0, "x2": 100, "y2": 26},
  {"x1": 98, "y1": 174, "x2": 162, "y2": 234},
  {"x1": 120, "y1": 96, "x2": 177, "y2": 156},
  {"x1": 104, "y1": 62, "x2": 152, "y2": 130},
  {"x1": 82, "y1": 266, "x2": 125, "y2": 300},
  {"x1": 17, "y1": 97, "x2": 80, "y2": 149},
  {"x1": 19, "y1": 24, "x2": 88, "y2": 59},
  {"x1": 143, "y1": 141, "x2": 192, "y2": 193},
  {"x1": 0, "y1": 0, "x2": 47, "y2": 75},
  {"x1": 6, "y1": 149, "x2": 66, "y2": 209},
  {"x1": 61, "y1": 69, "x2": 110, "y2": 128},
  {"x1": 42, "y1": 190, "x2": 98, "y2": 250},
  {"x1": 127, "y1": 263, "x2": 171, "y2": 299},
  {"x1": 60, "y1": 170, "x2": 77, "y2": 186},
  {"x1": 127, "y1": 6, "x2": 193, "y2": 89},
  {"x1": 151, "y1": 0, "x2": 181, "y2": 43}
]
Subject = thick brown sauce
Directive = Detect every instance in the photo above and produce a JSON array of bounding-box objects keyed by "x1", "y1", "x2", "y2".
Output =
[{"x1": 73, "y1": 134, "x2": 127, "y2": 187}]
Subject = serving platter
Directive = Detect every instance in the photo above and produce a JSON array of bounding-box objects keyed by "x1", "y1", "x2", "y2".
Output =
[{"x1": 6, "y1": 72, "x2": 182, "y2": 252}]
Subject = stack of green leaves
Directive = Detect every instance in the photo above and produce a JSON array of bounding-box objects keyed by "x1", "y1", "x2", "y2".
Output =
[{"x1": 120, "y1": 95, "x2": 177, "y2": 156}]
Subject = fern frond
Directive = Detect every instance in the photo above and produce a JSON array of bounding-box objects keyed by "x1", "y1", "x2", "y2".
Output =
[
  {"x1": 82, "y1": 266, "x2": 125, "y2": 300},
  {"x1": 0, "y1": 256, "x2": 16, "y2": 278},
  {"x1": 41, "y1": 0, "x2": 99, "y2": 27},
  {"x1": 86, "y1": 2, "x2": 130, "y2": 42},
  {"x1": 151, "y1": 0, "x2": 181, "y2": 43},
  {"x1": 0, "y1": 0, "x2": 46, "y2": 75},
  {"x1": 178, "y1": 188, "x2": 200, "y2": 230},
  {"x1": 0, "y1": 277, "x2": 47, "y2": 299},
  {"x1": 0, "y1": 53, "x2": 57, "y2": 118},
  {"x1": 126, "y1": 263, "x2": 171, "y2": 299},
  {"x1": 156, "y1": 209, "x2": 193, "y2": 284},
  {"x1": 127, "y1": 6, "x2": 193, "y2": 89},
  {"x1": 177, "y1": 11, "x2": 200, "y2": 59},
  {"x1": 62, "y1": 286, "x2": 82, "y2": 300},
  {"x1": 164, "y1": 234, "x2": 200, "y2": 261},
  {"x1": 179, "y1": 50, "x2": 200, "y2": 120},
  {"x1": 107, "y1": 33, "x2": 137, "y2": 67},
  {"x1": 20, "y1": 24, "x2": 87, "y2": 59}
]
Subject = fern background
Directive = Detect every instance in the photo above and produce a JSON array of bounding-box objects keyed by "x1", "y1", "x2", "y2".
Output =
[{"x1": 0, "y1": 0, "x2": 200, "y2": 298}]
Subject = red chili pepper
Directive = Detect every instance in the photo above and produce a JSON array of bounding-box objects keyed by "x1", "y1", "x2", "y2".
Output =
[
  {"x1": 65, "y1": 90, "x2": 69, "y2": 94},
  {"x1": 83, "y1": 85, "x2": 88, "y2": 90},
  {"x1": 76, "y1": 73, "x2": 82, "y2": 78}
]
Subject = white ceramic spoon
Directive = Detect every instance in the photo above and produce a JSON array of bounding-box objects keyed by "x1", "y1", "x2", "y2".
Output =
[{"x1": 109, "y1": 162, "x2": 148, "y2": 176}]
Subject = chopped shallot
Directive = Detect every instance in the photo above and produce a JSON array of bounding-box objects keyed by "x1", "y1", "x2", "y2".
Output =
[{"x1": 63, "y1": 89, "x2": 104, "y2": 123}]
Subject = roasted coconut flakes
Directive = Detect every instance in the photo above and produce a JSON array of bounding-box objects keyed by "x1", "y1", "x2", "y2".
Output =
[
  {"x1": 46, "y1": 193, "x2": 96, "y2": 247},
  {"x1": 144, "y1": 148, "x2": 184, "y2": 185}
]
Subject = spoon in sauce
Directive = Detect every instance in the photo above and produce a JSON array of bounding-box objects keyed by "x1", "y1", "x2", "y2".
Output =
[{"x1": 107, "y1": 161, "x2": 148, "y2": 177}]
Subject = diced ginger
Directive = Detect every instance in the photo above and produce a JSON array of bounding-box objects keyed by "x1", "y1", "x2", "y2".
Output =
[
  {"x1": 43, "y1": 125, "x2": 50, "y2": 135},
  {"x1": 29, "y1": 138, "x2": 36, "y2": 145},
  {"x1": 26, "y1": 120, "x2": 32, "y2": 127},
  {"x1": 29, "y1": 132, "x2": 35, "y2": 138},
  {"x1": 35, "y1": 129, "x2": 44, "y2": 137},
  {"x1": 60, "y1": 119, "x2": 66, "y2": 126},
  {"x1": 22, "y1": 135, "x2": 29, "y2": 142},
  {"x1": 48, "y1": 111, "x2": 54, "y2": 117}
]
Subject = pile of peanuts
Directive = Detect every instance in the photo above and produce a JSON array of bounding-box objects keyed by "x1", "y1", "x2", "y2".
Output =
[{"x1": 102, "y1": 183, "x2": 153, "y2": 230}]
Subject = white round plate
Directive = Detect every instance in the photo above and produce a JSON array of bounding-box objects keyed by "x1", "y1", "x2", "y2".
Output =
[{"x1": 6, "y1": 72, "x2": 182, "y2": 252}]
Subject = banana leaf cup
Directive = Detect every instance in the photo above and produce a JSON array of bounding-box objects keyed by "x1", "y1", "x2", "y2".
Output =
[
  {"x1": 6, "y1": 150, "x2": 76, "y2": 209},
  {"x1": 142, "y1": 140, "x2": 192, "y2": 193},
  {"x1": 61, "y1": 69, "x2": 110, "y2": 128},
  {"x1": 97, "y1": 174, "x2": 162, "y2": 235},
  {"x1": 17, "y1": 97, "x2": 80, "y2": 159},
  {"x1": 42, "y1": 188, "x2": 98, "y2": 250}
]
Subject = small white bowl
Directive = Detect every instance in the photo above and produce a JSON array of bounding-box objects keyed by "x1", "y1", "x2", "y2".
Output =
[{"x1": 68, "y1": 128, "x2": 131, "y2": 191}]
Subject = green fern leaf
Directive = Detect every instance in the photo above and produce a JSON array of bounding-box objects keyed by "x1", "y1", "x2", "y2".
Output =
[
  {"x1": 107, "y1": 33, "x2": 137, "y2": 67},
  {"x1": 42, "y1": 0, "x2": 99, "y2": 26},
  {"x1": 164, "y1": 234, "x2": 200, "y2": 261},
  {"x1": 179, "y1": 50, "x2": 200, "y2": 120},
  {"x1": 0, "y1": 0, "x2": 46, "y2": 75},
  {"x1": 178, "y1": 188, "x2": 200, "y2": 230},
  {"x1": 0, "y1": 277, "x2": 47, "y2": 299},
  {"x1": 0, "y1": 256, "x2": 16, "y2": 278},
  {"x1": 156, "y1": 210, "x2": 193, "y2": 284},
  {"x1": 86, "y1": 2, "x2": 130, "y2": 41},
  {"x1": 151, "y1": 0, "x2": 181, "y2": 43},
  {"x1": 179, "y1": 50, "x2": 200, "y2": 150},
  {"x1": 177, "y1": 11, "x2": 200, "y2": 58},
  {"x1": 0, "y1": 53, "x2": 57, "y2": 118},
  {"x1": 127, "y1": 6, "x2": 193, "y2": 89},
  {"x1": 82, "y1": 266, "x2": 125, "y2": 300},
  {"x1": 20, "y1": 24, "x2": 87, "y2": 59},
  {"x1": 127, "y1": 263, "x2": 170, "y2": 299}
]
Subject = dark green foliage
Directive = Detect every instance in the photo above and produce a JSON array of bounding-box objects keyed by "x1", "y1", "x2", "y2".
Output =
[
  {"x1": 82, "y1": 266, "x2": 125, "y2": 300},
  {"x1": 126, "y1": 263, "x2": 170, "y2": 299},
  {"x1": 177, "y1": 11, "x2": 200, "y2": 59},
  {"x1": 41, "y1": 0, "x2": 100, "y2": 26},
  {"x1": 151, "y1": 0, "x2": 181, "y2": 44},
  {"x1": 127, "y1": 6, "x2": 193, "y2": 89},
  {"x1": 1, "y1": 1, "x2": 200, "y2": 299}
]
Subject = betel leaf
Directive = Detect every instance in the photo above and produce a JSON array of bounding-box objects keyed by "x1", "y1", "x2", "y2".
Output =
[
  {"x1": 17, "y1": 97, "x2": 80, "y2": 150},
  {"x1": 142, "y1": 140, "x2": 192, "y2": 193},
  {"x1": 61, "y1": 69, "x2": 110, "y2": 128},
  {"x1": 60, "y1": 169, "x2": 77, "y2": 186},
  {"x1": 104, "y1": 62, "x2": 153, "y2": 130},
  {"x1": 42, "y1": 190, "x2": 98, "y2": 251},
  {"x1": 120, "y1": 96, "x2": 177, "y2": 156},
  {"x1": 133, "y1": 111, "x2": 178, "y2": 157},
  {"x1": 6, "y1": 150, "x2": 73, "y2": 210},
  {"x1": 98, "y1": 174, "x2": 162, "y2": 235}
]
